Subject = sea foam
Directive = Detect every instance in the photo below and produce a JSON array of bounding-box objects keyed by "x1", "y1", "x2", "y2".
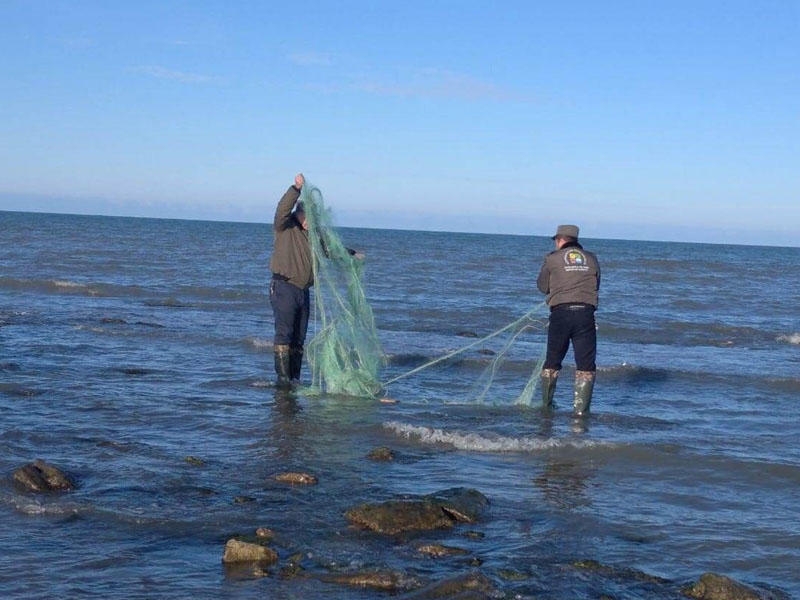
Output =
[
  {"x1": 777, "y1": 333, "x2": 800, "y2": 345},
  {"x1": 384, "y1": 420, "x2": 606, "y2": 453}
]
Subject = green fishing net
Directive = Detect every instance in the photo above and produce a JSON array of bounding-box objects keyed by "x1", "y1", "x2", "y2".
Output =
[
  {"x1": 381, "y1": 304, "x2": 549, "y2": 405},
  {"x1": 300, "y1": 183, "x2": 385, "y2": 397},
  {"x1": 299, "y1": 182, "x2": 547, "y2": 404}
]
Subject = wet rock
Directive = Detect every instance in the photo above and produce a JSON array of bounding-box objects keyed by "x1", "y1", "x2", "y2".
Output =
[
  {"x1": 184, "y1": 456, "x2": 204, "y2": 466},
  {"x1": 221, "y1": 539, "x2": 278, "y2": 565},
  {"x1": 682, "y1": 572, "x2": 766, "y2": 600},
  {"x1": 573, "y1": 559, "x2": 670, "y2": 584},
  {"x1": 255, "y1": 527, "x2": 274, "y2": 539},
  {"x1": 417, "y1": 543, "x2": 469, "y2": 558},
  {"x1": 428, "y1": 488, "x2": 489, "y2": 523},
  {"x1": 498, "y1": 569, "x2": 529, "y2": 581},
  {"x1": 345, "y1": 487, "x2": 488, "y2": 535},
  {"x1": 13, "y1": 459, "x2": 74, "y2": 492},
  {"x1": 278, "y1": 553, "x2": 305, "y2": 580},
  {"x1": 233, "y1": 495, "x2": 255, "y2": 504},
  {"x1": 456, "y1": 331, "x2": 479, "y2": 338},
  {"x1": 404, "y1": 571, "x2": 496, "y2": 599},
  {"x1": 274, "y1": 472, "x2": 318, "y2": 485},
  {"x1": 322, "y1": 570, "x2": 417, "y2": 592},
  {"x1": 367, "y1": 446, "x2": 395, "y2": 461},
  {"x1": 347, "y1": 499, "x2": 453, "y2": 534}
]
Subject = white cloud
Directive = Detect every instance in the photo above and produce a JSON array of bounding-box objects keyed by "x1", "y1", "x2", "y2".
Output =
[{"x1": 133, "y1": 65, "x2": 219, "y2": 84}]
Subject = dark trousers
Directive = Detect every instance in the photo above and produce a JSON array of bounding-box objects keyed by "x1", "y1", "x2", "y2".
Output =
[
  {"x1": 270, "y1": 278, "x2": 310, "y2": 347},
  {"x1": 544, "y1": 304, "x2": 596, "y2": 372}
]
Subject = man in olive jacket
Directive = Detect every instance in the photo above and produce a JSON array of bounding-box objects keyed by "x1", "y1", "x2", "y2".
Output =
[
  {"x1": 536, "y1": 224, "x2": 601, "y2": 415},
  {"x1": 268, "y1": 173, "x2": 361, "y2": 388},
  {"x1": 269, "y1": 173, "x2": 312, "y2": 388}
]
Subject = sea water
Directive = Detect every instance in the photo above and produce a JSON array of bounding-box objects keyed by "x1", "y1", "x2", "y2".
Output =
[{"x1": 1, "y1": 210, "x2": 798, "y2": 599}]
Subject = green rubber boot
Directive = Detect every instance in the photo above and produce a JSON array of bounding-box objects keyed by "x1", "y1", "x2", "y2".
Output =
[
  {"x1": 540, "y1": 368, "x2": 559, "y2": 409},
  {"x1": 573, "y1": 370, "x2": 595, "y2": 416},
  {"x1": 274, "y1": 344, "x2": 292, "y2": 389}
]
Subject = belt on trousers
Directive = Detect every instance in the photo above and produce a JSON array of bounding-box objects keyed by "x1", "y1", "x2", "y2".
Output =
[
  {"x1": 272, "y1": 273, "x2": 290, "y2": 281},
  {"x1": 551, "y1": 303, "x2": 593, "y2": 312}
]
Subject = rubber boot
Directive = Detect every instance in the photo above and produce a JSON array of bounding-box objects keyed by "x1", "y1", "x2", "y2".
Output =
[
  {"x1": 274, "y1": 344, "x2": 292, "y2": 389},
  {"x1": 540, "y1": 368, "x2": 559, "y2": 410},
  {"x1": 573, "y1": 370, "x2": 595, "y2": 416},
  {"x1": 289, "y1": 345, "x2": 304, "y2": 383}
]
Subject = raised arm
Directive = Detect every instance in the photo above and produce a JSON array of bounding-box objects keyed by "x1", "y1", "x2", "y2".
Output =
[{"x1": 273, "y1": 173, "x2": 305, "y2": 232}]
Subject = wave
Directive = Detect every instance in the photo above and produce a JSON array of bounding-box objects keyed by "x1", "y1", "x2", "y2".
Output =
[
  {"x1": 0, "y1": 276, "x2": 141, "y2": 298},
  {"x1": 243, "y1": 337, "x2": 272, "y2": 350},
  {"x1": 383, "y1": 421, "x2": 610, "y2": 453},
  {"x1": 777, "y1": 333, "x2": 800, "y2": 345},
  {"x1": 600, "y1": 320, "x2": 788, "y2": 349},
  {"x1": 0, "y1": 276, "x2": 263, "y2": 305}
]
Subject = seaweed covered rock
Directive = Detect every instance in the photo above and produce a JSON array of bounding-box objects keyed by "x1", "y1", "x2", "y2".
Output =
[
  {"x1": 12, "y1": 459, "x2": 74, "y2": 493},
  {"x1": 345, "y1": 487, "x2": 488, "y2": 535},
  {"x1": 274, "y1": 472, "x2": 318, "y2": 485},
  {"x1": 682, "y1": 572, "x2": 767, "y2": 600},
  {"x1": 367, "y1": 446, "x2": 395, "y2": 461},
  {"x1": 322, "y1": 570, "x2": 418, "y2": 592},
  {"x1": 403, "y1": 571, "x2": 496, "y2": 599}
]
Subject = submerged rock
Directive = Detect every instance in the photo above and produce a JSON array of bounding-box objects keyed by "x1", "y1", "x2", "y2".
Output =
[
  {"x1": 573, "y1": 559, "x2": 670, "y2": 584},
  {"x1": 322, "y1": 570, "x2": 417, "y2": 592},
  {"x1": 255, "y1": 527, "x2": 274, "y2": 539},
  {"x1": 221, "y1": 539, "x2": 278, "y2": 565},
  {"x1": 682, "y1": 572, "x2": 767, "y2": 600},
  {"x1": 345, "y1": 487, "x2": 488, "y2": 535},
  {"x1": 274, "y1": 472, "x2": 318, "y2": 485},
  {"x1": 417, "y1": 543, "x2": 469, "y2": 558},
  {"x1": 403, "y1": 571, "x2": 496, "y2": 599},
  {"x1": 13, "y1": 459, "x2": 75, "y2": 493},
  {"x1": 367, "y1": 446, "x2": 395, "y2": 461}
]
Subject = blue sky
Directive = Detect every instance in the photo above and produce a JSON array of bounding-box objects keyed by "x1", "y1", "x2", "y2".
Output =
[{"x1": 1, "y1": 1, "x2": 798, "y2": 245}]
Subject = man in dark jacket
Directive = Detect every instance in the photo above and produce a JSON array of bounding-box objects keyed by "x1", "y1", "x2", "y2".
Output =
[
  {"x1": 536, "y1": 224, "x2": 601, "y2": 415},
  {"x1": 269, "y1": 173, "x2": 312, "y2": 388}
]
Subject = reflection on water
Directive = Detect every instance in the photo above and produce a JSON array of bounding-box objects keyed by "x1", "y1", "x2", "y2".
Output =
[{"x1": 533, "y1": 414, "x2": 595, "y2": 511}]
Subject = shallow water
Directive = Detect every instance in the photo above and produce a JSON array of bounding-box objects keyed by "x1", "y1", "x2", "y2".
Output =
[{"x1": 1, "y1": 210, "x2": 798, "y2": 598}]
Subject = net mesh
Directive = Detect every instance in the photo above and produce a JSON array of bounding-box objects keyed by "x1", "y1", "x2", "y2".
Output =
[
  {"x1": 298, "y1": 182, "x2": 548, "y2": 404},
  {"x1": 301, "y1": 183, "x2": 385, "y2": 397}
]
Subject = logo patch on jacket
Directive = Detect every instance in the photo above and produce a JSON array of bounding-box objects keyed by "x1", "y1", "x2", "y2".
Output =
[{"x1": 563, "y1": 249, "x2": 589, "y2": 271}]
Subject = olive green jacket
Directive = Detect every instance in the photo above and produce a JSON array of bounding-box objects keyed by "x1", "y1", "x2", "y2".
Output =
[
  {"x1": 268, "y1": 186, "x2": 313, "y2": 289},
  {"x1": 537, "y1": 241, "x2": 600, "y2": 308}
]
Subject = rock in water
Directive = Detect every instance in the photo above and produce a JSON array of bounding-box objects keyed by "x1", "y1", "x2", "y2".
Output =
[
  {"x1": 367, "y1": 446, "x2": 395, "y2": 461},
  {"x1": 683, "y1": 572, "x2": 767, "y2": 600},
  {"x1": 323, "y1": 570, "x2": 416, "y2": 592},
  {"x1": 404, "y1": 572, "x2": 496, "y2": 599},
  {"x1": 345, "y1": 488, "x2": 488, "y2": 535},
  {"x1": 221, "y1": 539, "x2": 278, "y2": 565},
  {"x1": 417, "y1": 543, "x2": 469, "y2": 557},
  {"x1": 13, "y1": 460, "x2": 74, "y2": 492},
  {"x1": 274, "y1": 472, "x2": 318, "y2": 485}
]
